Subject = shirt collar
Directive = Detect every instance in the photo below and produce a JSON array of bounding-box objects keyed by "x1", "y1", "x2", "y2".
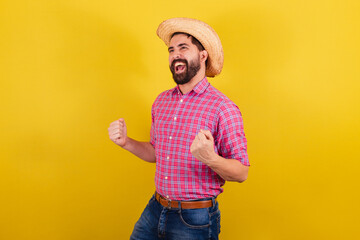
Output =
[{"x1": 172, "y1": 77, "x2": 209, "y2": 95}]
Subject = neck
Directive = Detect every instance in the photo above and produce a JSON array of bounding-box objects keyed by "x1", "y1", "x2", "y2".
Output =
[{"x1": 178, "y1": 69, "x2": 206, "y2": 95}]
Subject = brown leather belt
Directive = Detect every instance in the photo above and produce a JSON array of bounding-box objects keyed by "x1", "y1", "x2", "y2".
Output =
[{"x1": 155, "y1": 192, "x2": 216, "y2": 209}]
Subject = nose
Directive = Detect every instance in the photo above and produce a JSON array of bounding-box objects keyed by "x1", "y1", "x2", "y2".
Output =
[
  {"x1": 174, "y1": 49, "x2": 181, "y2": 58},
  {"x1": 170, "y1": 49, "x2": 181, "y2": 62},
  {"x1": 172, "y1": 54, "x2": 180, "y2": 62}
]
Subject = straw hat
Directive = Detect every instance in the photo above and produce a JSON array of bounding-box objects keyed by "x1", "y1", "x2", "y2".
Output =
[{"x1": 156, "y1": 17, "x2": 224, "y2": 77}]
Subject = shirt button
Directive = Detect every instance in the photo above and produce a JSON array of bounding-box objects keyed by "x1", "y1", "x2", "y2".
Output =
[
  {"x1": 174, "y1": 117, "x2": 177, "y2": 121},
  {"x1": 180, "y1": 99, "x2": 183, "y2": 102},
  {"x1": 169, "y1": 136, "x2": 172, "y2": 140},
  {"x1": 166, "y1": 195, "x2": 169, "y2": 199},
  {"x1": 165, "y1": 176, "x2": 168, "y2": 180},
  {"x1": 167, "y1": 156, "x2": 169, "y2": 160}
]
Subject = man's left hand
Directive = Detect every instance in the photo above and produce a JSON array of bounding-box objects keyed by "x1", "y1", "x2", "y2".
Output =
[{"x1": 190, "y1": 129, "x2": 217, "y2": 165}]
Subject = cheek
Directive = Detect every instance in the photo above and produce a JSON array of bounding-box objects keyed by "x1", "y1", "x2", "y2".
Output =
[{"x1": 169, "y1": 54, "x2": 175, "y2": 65}]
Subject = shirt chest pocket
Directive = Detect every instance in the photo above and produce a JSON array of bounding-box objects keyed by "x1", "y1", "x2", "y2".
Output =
[
  {"x1": 179, "y1": 117, "x2": 215, "y2": 143},
  {"x1": 155, "y1": 105, "x2": 217, "y2": 146}
]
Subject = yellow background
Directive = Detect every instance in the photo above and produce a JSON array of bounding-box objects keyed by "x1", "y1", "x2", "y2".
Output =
[{"x1": 1, "y1": 0, "x2": 359, "y2": 239}]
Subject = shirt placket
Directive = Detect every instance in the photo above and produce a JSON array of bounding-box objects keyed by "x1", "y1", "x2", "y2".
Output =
[{"x1": 164, "y1": 91, "x2": 183, "y2": 199}]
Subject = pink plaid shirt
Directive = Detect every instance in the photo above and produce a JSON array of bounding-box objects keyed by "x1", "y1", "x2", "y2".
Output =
[{"x1": 150, "y1": 77, "x2": 249, "y2": 200}]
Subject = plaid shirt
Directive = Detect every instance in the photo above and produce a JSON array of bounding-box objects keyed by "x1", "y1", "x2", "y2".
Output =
[{"x1": 150, "y1": 77, "x2": 249, "y2": 200}]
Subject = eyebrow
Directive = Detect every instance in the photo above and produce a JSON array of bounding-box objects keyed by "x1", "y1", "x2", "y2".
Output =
[{"x1": 168, "y1": 43, "x2": 190, "y2": 52}]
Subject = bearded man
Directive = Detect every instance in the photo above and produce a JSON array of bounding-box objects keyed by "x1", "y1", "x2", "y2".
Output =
[{"x1": 108, "y1": 17, "x2": 250, "y2": 240}]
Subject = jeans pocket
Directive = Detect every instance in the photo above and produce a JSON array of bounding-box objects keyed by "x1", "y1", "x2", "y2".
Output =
[{"x1": 179, "y1": 208, "x2": 210, "y2": 228}]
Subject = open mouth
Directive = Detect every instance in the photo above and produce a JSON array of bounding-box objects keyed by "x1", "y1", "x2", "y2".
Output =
[{"x1": 174, "y1": 61, "x2": 186, "y2": 74}]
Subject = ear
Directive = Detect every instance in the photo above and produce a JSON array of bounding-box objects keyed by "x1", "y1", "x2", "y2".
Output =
[{"x1": 200, "y1": 50, "x2": 208, "y2": 63}]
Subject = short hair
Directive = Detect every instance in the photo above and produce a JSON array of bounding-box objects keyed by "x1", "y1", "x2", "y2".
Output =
[{"x1": 171, "y1": 32, "x2": 205, "y2": 51}]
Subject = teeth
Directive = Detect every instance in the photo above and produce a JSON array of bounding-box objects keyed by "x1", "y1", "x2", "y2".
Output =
[{"x1": 175, "y1": 62, "x2": 185, "y2": 67}]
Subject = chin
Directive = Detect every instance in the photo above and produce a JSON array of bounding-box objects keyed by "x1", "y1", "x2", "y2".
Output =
[{"x1": 173, "y1": 74, "x2": 191, "y2": 85}]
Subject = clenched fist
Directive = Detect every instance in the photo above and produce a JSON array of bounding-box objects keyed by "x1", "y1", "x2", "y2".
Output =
[
  {"x1": 190, "y1": 129, "x2": 216, "y2": 165},
  {"x1": 108, "y1": 118, "x2": 128, "y2": 147}
]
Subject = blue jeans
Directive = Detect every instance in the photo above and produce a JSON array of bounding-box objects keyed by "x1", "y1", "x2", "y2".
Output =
[{"x1": 130, "y1": 194, "x2": 221, "y2": 240}]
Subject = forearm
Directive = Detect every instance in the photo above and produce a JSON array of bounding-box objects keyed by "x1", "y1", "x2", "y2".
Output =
[
  {"x1": 123, "y1": 137, "x2": 156, "y2": 163},
  {"x1": 207, "y1": 154, "x2": 249, "y2": 182}
]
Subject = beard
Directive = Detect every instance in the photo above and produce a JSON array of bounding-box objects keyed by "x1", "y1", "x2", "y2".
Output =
[{"x1": 170, "y1": 56, "x2": 201, "y2": 85}]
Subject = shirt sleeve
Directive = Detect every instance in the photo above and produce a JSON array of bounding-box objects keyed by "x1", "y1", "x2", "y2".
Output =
[{"x1": 215, "y1": 101, "x2": 250, "y2": 166}]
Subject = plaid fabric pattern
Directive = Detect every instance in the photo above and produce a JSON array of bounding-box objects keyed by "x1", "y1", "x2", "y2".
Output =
[{"x1": 150, "y1": 77, "x2": 249, "y2": 200}]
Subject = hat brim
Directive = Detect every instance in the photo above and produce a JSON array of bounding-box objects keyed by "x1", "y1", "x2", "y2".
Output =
[{"x1": 156, "y1": 17, "x2": 224, "y2": 78}]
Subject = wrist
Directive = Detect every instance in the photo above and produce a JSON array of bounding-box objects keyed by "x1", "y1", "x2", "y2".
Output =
[
  {"x1": 121, "y1": 137, "x2": 131, "y2": 150},
  {"x1": 206, "y1": 152, "x2": 221, "y2": 167}
]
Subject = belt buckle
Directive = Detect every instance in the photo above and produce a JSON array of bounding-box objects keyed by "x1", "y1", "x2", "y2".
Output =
[{"x1": 166, "y1": 198, "x2": 172, "y2": 209}]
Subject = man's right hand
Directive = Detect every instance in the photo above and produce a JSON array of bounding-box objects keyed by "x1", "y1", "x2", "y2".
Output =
[{"x1": 108, "y1": 118, "x2": 128, "y2": 147}]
